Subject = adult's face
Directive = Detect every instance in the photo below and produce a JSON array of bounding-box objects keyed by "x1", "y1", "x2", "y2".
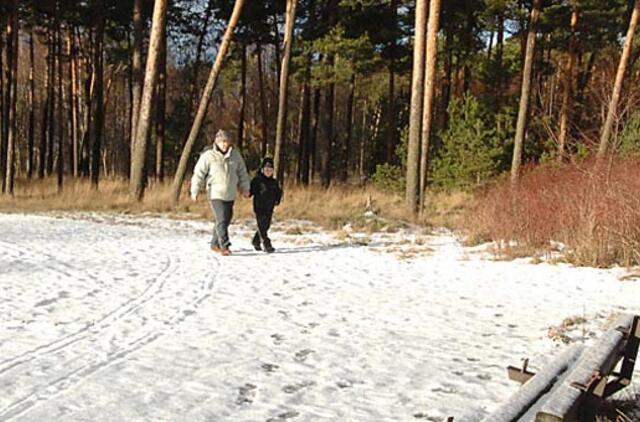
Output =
[{"x1": 216, "y1": 138, "x2": 231, "y2": 153}]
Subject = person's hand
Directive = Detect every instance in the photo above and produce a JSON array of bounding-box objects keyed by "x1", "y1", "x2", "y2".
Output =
[{"x1": 191, "y1": 192, "x2": 198, "y2": 201}]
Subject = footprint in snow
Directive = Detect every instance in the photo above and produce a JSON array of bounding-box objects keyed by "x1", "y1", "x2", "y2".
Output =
[
  {"x1": 336, "y1": 379, "x2": 364, "y2": 389},
  {"x1": 431, "y1": 385, "x2": 457, "y2": 394},
  {"x1": 266, "y1": 410, "x2": 300, "y2": 421},
  {"x1": 282, "y1": 380, "x2": 315, "y2": 394},
  {"x1": 235, "y1": 383, "x2": 257, "y2": 406},
  {"x1": 271, "y1": 333, "x2": 285, "y2": 345},
  {"x1": 261, "y1": 362, "x2": 279, "y2": 374},
  {"x1": 327, "y1": 328, "x2": 340, "y2": 337},
  {"x1": 412, "y1": 413, "x2": 445, "y2": 421},
  {"x1": 294, "y1": 349, "x2": 314, "y2": 362}
]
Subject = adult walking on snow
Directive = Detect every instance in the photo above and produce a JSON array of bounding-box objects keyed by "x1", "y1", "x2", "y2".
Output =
[{"x1": 190, "y1": 129, "x2": 251, "y2": 256}]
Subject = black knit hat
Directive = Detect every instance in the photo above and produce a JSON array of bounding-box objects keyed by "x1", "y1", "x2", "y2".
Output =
[{"x1": 261, "y1": 157, "x2": 274, "y2": 169}]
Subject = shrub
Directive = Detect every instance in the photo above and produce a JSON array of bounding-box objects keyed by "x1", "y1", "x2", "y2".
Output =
[
  {"x1": 467, "y1": 158, "x2": 640, "y2": 267},
  {"x1": 371, "y1": 163, "x2": 405, "y2": 193},
  {"x1": 618, "y1": 111, "x2": 640, "y2": 156},
  {"x1": 372, "y1": 126, "x2": 408, "y2": 192},
  {"x1": 431, "y1": 95, "x2": 511, "y2": 189}
]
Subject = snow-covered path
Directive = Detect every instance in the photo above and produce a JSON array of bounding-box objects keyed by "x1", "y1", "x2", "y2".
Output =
[{"x1": 0, "y1": 213, "x2": 638, "y2": 422}]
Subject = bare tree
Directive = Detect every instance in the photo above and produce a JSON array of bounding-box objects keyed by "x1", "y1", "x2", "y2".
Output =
[
  {"x1": 419, "y1": 0, "x2": 441, "y2": 210},
  {"x1": 3, "y1": 0, "x2": 18, "y2": 195},
  {"x1": 130, "y1": 0, "x2": 168, "y2": 200},
  {"x1": 597, "y1": 0, "x2": 640, "y2": 158},
  {"x1": 181, "y1": 0, "x2": 215, "y2": 149},
  {"x1": 155, "y1": 20, "x2": 166, "y2": 182},
  {"x1": 405, "y1": 0, "x2": 427, "y2": 212},
  {"x1": 274, "y1": 0, "x2": 298, "y2": 181},
  {"x1": 90, "y1": 0, "x2": 105, "y2": 188},
  {"x1": 170, "y1": 0, "x2": 246, "y2": 204},
  {"x1": 557, "y1": 6, "x2": 578, "y2": 162},
  {"x1": 238, "y1": 41, "x2": 246, "y2": 149},
  {"x1": 256, "y1": 44, "x2": 269, "y2": 157},
  {"x1": 68, "y1": 27, "x2": 80, "y2": 177},
  {"x1": 27, "y1": 31, "x2": 36, "y2": 179},
  {"x1": 56, "y1": 9, "x2": 64, "y2": 192},
  {"x1": 130, "y1": 0, "x2": 143, "y2": 168},
  {"x1": 39, "y1": 23, "x2": 53, "y2": 179},
  {"x1": 510, "y1": 0, "x2": 542, "y2": 184}
]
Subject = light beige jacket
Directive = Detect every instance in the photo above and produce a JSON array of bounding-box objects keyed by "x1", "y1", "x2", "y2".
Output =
[{"x1": 190, "y1": 146, "x2": 250, "y2": 201}]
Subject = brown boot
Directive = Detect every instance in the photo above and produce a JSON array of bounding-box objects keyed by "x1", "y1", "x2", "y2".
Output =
[
  {"x1": 211, "y1": 245, "x2": 221, "y2": 253},
  {"x1": 220, "y1": 248, "x2": 231, "y2": 256}
]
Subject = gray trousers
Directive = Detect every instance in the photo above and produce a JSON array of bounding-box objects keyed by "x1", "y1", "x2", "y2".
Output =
[{"x1": 209, "y1": 199, "x2": 234, "y2": 248}]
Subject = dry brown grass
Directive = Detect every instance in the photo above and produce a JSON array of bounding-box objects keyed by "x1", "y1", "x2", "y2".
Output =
[
  {"x1": 0, "y1": 177, "x2": 213, "y2": 220},
  {"x1": 0, "y1": 177, "x2": 470, "y2": 232}
]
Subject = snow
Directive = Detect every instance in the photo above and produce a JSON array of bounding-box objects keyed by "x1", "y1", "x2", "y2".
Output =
[{"x1": 0, "y1": 212, "x2": 638, "y2": 422}]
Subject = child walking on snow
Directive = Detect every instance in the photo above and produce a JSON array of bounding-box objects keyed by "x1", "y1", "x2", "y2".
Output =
[{"x1": 250, "y1": 158, "x2": 282, "y2": 253}]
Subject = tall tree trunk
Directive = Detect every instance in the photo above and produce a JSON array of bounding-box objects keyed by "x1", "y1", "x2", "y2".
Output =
[
  {"x1": 344, "y1": 73, "x2": 356, "y2": 180},
  {"x1": 130, "y1": 0, "x2": 143, "y2": 167},
  {"x1": 0, "y1": 19, "x2": 4, "y2": 185},
  {"x1": 510, "y1": 0, "x2": 542, "y2": 184},
  {"x1": 27, "y1": 30, "x2": 36, "y2": 179},
  {"x1": 238, "y1": 41, "x2": 247, "y2": 150},
  {"x1": 576, "y1": 51, "x2": 596, "y2": 109},
  {"x1": 257, "y1": 44, "x2": 269, "y2": 157},
  {"x1": 419, "y1": 0, "x2": 441, "y2": 210},
  {"x1": 295, "y1": 83, "x2": 307, "y2": 183},
  {"x1": 496, "y1": 12, "x2": 504, "y2": 70},
  {"x1": 46, "y1": 25, "x2": 56, "y2": 176},
  {"x1": 184, "y1": 0, "x2": 214, "y2": 130},
  {"x1": 68, "y1": 27, "x2": 80, "y2": 177},
  {"x1": 519, "y1": 0, "x2": 527, "y2": 70},
  {"x1": 56, "y1": 12, "x2": 64, "y2": 192},
  {"x1": 320, "y1": 64, "x2": 336, "y2": 187},
  {"x1": 273, "y1": 10, "x2": 281, "y2": 85},
  {"x1": 80, "y1": 35, "x2": 95, "y2": 177},
  {"x1": 310, "y1": 87, "x2": 321, "y2": 181},
  {"x1": 170, "y1": 0, "x2": 246, "y2": 204},
  {"x1": 91, "y1": 3, "x2": 105, "y2": 188},
  {"x1": 320, "y1": 0, "x2": 338, "y2": 187},
  {"x1": 597, "y1": 0, "x2": 640, "y2": 158},
  {"x1": 39, "y1": 27, "x2": 52, "y2": 179},
  {"x1": 557, "y1": 7, "x2": 578, "y2": 162},
  {"x1": 494, "y1": 9, "x2": 505, "y2": 109},
  {"x1": 130, "y1": 0, "x2": 168, "y2": 200},
  {"x1": 359, "y1": 100, "x2": 368, "y2": 179},
  {"x1": 405, "y1": 0, "x2": 427, "y2": 213},
  {"x1": 386, "y1": 0, "x2": 398, "y2": 163},
  {"x1": 462, "y1": 2, "x2": 474, "y2": 93},
  {"x1": 298, "y1": 80, "x2": 311, "y2": 185},
  {"x1": 4, "y1": 0, "x2": 18, "y2": 195},
  {"x1": 155, "y1": 21, "x2": 166, "y2": 182},
  {"x1": 274, "y1": 0, "x2": 298, "y2": 182},
  {"x1": 438, "y1": 19, "x2": 453, "y2": 131}
]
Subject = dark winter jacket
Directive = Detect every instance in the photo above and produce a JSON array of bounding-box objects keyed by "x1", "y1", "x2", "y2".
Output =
[{"x1": 250, "y1": 172, "x2": 282, "y2": 214}]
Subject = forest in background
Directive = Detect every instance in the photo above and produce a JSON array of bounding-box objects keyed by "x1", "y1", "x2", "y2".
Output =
[{"x1": 1, "y1": 0, "x2": 640, "y2": 265}]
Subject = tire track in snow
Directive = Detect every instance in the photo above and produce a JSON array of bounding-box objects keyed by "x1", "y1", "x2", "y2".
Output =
[
  {"x1": 0, "y1": 249, "x2": 174, "y2": 375},
  {"x1": 0, "y1": 234, "x2": 221, "y2": 420},
  {"x1": 0, "y1": 331, "x2": 163, "y2": 420}
]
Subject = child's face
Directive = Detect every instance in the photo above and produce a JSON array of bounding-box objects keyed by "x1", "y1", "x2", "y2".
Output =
[{"x1": 263, "y1": 166, "x2": 274, "y2": 177}]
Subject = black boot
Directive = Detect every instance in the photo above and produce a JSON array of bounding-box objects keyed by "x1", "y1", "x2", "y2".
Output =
[
  {"x1": 252, "y1": 233, "x2": 262, "y2": 251},
  {"x1": 263, "y1": 239, "x2": 275, "y2": 253}
]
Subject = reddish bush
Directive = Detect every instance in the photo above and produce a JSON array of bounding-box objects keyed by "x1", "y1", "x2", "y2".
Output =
[{"x1": 468, "y1": 157, "x2": 640, "y2": 267}]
